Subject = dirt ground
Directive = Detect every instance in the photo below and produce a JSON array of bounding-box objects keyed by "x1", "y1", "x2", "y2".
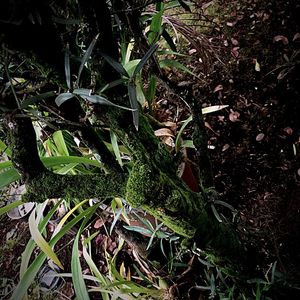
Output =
[{"x1": 0, "y1": 0, "x2": 299, "y2": 299}]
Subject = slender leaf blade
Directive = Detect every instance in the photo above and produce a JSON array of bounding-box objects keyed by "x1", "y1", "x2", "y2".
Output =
[
  {"x1": 128, "y1": 82, "x2": 139, "y2": 130},
  {"x1": 28, "y1": 209, "x2": 64, "y2": 269},
  {"x1": 77, "y1": 34, "x2": 99, "y2": 85},
  {"x1": 100, "y1": 53, "x2": 129, "y2": 77},
  {"x1": 64, "y1": 44, "x2": 71, "y2": 89},
  {"x1": 133, "y1": 43, "x2": 159, "y2": 77}
]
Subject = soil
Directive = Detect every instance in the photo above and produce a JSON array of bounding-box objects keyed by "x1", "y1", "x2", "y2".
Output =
[{"x1": 0, "y1": 0, "x2": 299, "y2": 299}]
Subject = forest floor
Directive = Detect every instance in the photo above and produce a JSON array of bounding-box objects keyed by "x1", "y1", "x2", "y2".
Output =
[{"x1": 0, "y1": 0, "x2": 299, "y2": 299}]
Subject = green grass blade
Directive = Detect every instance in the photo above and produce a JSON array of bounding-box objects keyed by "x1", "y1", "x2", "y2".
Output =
[{"x1": 0, "y1": 200, "x2": 24, "y2": 217}]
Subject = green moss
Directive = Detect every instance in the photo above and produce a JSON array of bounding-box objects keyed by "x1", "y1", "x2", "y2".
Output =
[{"x1": 25, "y1": 171, "x2": 127, "y2": 203}]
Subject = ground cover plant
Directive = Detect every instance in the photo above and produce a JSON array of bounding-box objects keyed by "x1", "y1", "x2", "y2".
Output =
[{"x1": 0, "y1": 0, "x2": 299, "y2": 299}]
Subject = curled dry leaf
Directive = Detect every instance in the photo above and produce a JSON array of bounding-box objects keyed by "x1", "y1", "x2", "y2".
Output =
[
  {"x1": 283, "y1": 127, "x2": 293, "y2": 135},
  {"x1": 231, "y1": 47, "x2": 240, "y2": 58},
  {"x1": 213, "y1": 84, "x2": 223, "y2": 93},
  {"x1": 154, "y1": 128, "x2": 174, "y2": 137},
  {"x1": 229, "y1": 110, "x2": 240, "y2": 122},
  {"x1": 94, "y1": 218, "x2": 105, "y2": 229},
  {"x1": 256, "y1": 133, "x2": 265, "y2": 141},
  {"x1": 273, "y1": 35, "x2": 289, "y2": 45}
]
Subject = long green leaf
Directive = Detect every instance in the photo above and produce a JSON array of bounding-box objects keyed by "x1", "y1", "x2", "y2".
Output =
[
  {"x1": 76, "y1": 34, "x2": 99, "y2": 86},
  {"x1": 128, "y1": 81, "x2": 139, "y2": 130},
  {"x1": 148, "y1": 10, "x2": 163, "y2": 44},
  {"x1": 133, "y1": 44, "x2": 159, "y2": 77},
  {"x1": 64, "y1": 44, "x2": 71, "y2": 89},
  {"x1": 74, "y1": 89, "x2": 135, "y2": 111},
  {"x1": 21, "y1": 91, "x2": 57, "y2": 108},
  {"x1": 100, "y1": 53, "x2": 129, "y2": 78},
  {"x1": 0, "y1": 200, "x2": 24, "y2": 217},
  {"x1": 71, "y1": 206, "x2": 96, "y2": 300},
  {"x1": 28, "y1": 208, "x2": 64, "y2": 269},
  {"x1": 0, "y1": 168, "x2": 20, "y2": 189},
  {"x1": 11, "y1": 204, "x2": 99, "y2": 300},
  {"x1": 110, "y1": 131, "x2": 123, "y2": 167},
  {"x1": 175, "y1": 115, "x2": 192, "y2": 152},
  {"x1": 53, "y1": 130, "x2": 69, "y2": 156},
  {"x1": 0, "y1": 139, "x2": 12, "y2": 157},
  {"x1": 159, "y1": 59, "x2": 197, "y2": 76},
  {"x1": 162, "y1": 29, "x2": 177, "y2": 52}
]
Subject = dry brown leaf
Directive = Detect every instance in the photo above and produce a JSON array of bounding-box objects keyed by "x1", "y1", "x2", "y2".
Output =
[
  {"x1": 273, "y1": 35, "x2": 289, "y2": 45},
  {"x1": 229, "y1": 110, "x2": 240, "y2": 122},
  {"x1": 154, "y1": 128, "x2": 174, "y2": 137},
  {"x1": 94, "y1": 218, "x2": 105, "y2": 229},
  {"x1": 213, "y1": 84, "x2": 223, "y2": 93},
  {"x1": 231, "y1": 38, "x2": 239, "y2": 45},
  {"x1": 231, "y1": 47, "x2": 240, "y2": 58},
  {"x1": 283, "y1": 127, "x2": 293, "y2": 135}
]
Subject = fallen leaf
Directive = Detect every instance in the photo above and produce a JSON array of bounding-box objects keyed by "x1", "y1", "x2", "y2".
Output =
[
  {"x1": 188, "y1": 49, "x2": 197, "y2": 55},
  {"x1": 231, "y1": 47, "x2": 240, "y2": 58},
  {"x1": 213, "y1": 84, "x2": 223, "y2": 93},
  {"x1": 293, "y1": 33, "x2": 300, "y2": 41},
  {"x1": 226, "y1": 21, "x2": 237, "y2": 27},
  {"x1": 229, "y1": 110, "x2": 240, "y2": 122},
  {"x1": 154, "y1": 128, "x2": 174, "y2": 137},
  {"x1": 231, "y1": 38, "x2": 239, "y2": 45},
  {"x1": 273, "y1": 35, "x2": 289, "y2": 45},
  {"x1": 94, "y1": 218, "x2": 105, "y2": 229},
  {"x1": 222, "y1": 144, "x2": 230, "y2": 151},
  {"x1": 297, "y1": 169, "x2": 300, "y2": 177},
  {"x1": 256, "y1": 133, "x2": 265, "y2": 141},
  {"x1": 254, "y1": 59, "x2": 261, "y2": 72},
  {"x1": 283, "y1": 127, "x2": 293, "y2": 135}
]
